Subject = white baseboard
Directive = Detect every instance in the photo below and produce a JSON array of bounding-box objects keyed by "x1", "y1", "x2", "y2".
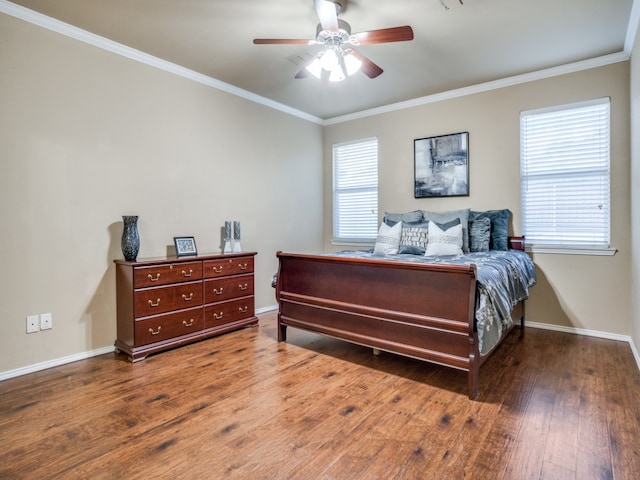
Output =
[
  {"x1": 525, "y1": 320, "x2": 631, "y2": 341},
  {"x1": 256, "y1": 305, "x2": 277, "y2": 315},
  {"x1": 0, "y1": 345, "x2": 115, "y2": 382},
  {"x1": 1, "y1": 313, "x2": 637, "y2": 381},
  {"x1": 526, "y1": 321, "x2": 640, "y2": 371}
]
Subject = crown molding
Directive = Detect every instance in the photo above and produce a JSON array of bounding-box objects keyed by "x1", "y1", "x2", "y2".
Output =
[
  {"x1": 0, "y1": 0, "x2": 324, "y2": 125},
  {"x1": 625, "y1": 0, "x2": 640, "y2": 55},
  {"x1": 324, "y1": 51, "x2": 630, "y2": 125}
]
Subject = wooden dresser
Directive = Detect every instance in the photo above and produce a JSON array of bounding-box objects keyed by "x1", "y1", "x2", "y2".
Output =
[{"x1": 114, "y1": 252, "x2": 258, "y2": 362}]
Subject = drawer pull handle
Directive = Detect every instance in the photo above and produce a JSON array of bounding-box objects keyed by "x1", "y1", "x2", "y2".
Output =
[
  {"x1": 214, "y1": 312, "x2": 223, "y2": 320},
  {"x1": 212, "y1": 266, "x2": 223, "y2": 274},
  {"x1": 149, "y1": 326, "x2": 162, "y2": 335},
  {"x1": 213, "y1": 288, "x2": 224, "y2": 295},
  {"x1": 182, "y1": 269, "x2": 193, "y2": 277},
  {"x1": 239, "y1": 306, "x2": 248, "y2": 314},
  {"x1": 147, "y1": 273, "x2": 161, "y2": 282},
  {"x1": 239, "y1": 283, "x2": 248, "y2": 291},
  {"x1": 238, "y1": 263, "x2": 248, "y2": 270},
  {"x1": 148, "y1": 298, "x2": 161, "y2": 307},
  {"x1": 183, "y1": 319, "x2": 194, "y2": 327},
  {"x1": 182, "y1": 293, "x2": 194, "y2": 301}
]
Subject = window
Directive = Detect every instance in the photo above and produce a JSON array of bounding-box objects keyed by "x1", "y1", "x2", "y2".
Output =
[
  {"x1": 520, "y1": 98, "x2": 612, "y2": 254},
  {"x1": 333, "y1": 137, "x2": 378, "y2": 243}
]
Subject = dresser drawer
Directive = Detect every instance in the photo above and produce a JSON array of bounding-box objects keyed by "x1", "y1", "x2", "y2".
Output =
[
  {"x1": 135, "y1": 281, "x2": 203, "y2": 317},
  {"x1": 135, "y1": 307, "x2": 204, "y2": 346},
  {"x1": 134, "y1": 261, "x2": 203, "y2": 288},
  {"x1": 204, "y1": 297, "x2": 255, "y2": 329},
  {"x1": 203, "y1": 256, "x2": 254, "y2": 278},
  {"x1": 204, "y1": 274, "x2": 254, "y2": 303}
]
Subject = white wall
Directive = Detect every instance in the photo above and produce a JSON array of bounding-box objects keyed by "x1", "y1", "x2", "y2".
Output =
[
  {"x1": 631, "y1": 13, "x2": 640, "y2": 354},
  {"x1": 323, "y1": 62, "x2": 631, "y2": 337},
  {"x1": 0, "y1": 13, "x2": 323, "y2": 373}
]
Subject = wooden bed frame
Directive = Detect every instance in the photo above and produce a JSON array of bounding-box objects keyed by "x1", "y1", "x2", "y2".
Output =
[{"x1": 274, "y1": 237, "x2": 525, "y2": 400}]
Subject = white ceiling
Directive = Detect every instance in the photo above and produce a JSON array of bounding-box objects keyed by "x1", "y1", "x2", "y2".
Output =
[{"x1": 5, "y1": 0, "x2": 636, "y2": 120}]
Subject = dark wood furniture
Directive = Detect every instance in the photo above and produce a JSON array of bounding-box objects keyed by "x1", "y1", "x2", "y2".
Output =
[
  {"x1": 275, "y1": 239, "x2": 525, "y2": 400},
  {"x1": 114, "y1": 252, "x2": 258, "y2": 362}
]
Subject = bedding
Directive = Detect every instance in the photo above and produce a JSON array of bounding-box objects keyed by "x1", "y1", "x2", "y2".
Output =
[
  {"x1": 327, "y1": 249, "x2": 536, "y2": 355},
  {"x1": 469, "y1": 209, "x2": 511, "y2": 251},
  {"x1": 373, "y1": 221, "x2": 402, "y2": 255},
  {"x1": 398, "y1": 222, "x2": 429, "y2": 254},
  {"x1": 424, "y1": 219, "x2": 463, "y2": 256},
  {"x1": 469, "y1": 217, "x2": 491, "y2": 252}
]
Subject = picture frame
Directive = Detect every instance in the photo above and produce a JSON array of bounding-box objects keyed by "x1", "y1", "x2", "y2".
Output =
[
  {"x1": 414, "y1": 131, "x2": 469, "y2": 198},
  {"x1": 173, "y1": 236, "x2": 198, "y2": 257}
]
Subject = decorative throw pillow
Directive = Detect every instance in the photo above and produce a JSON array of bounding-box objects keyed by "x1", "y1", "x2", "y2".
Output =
[
  {"x1": 373, "y1": 221, "x2": 402, "y2": 255},
  {"x1": 469, "y1": 216, "x2": 491, "y2": 252},
  {"x1": 383, "y1": 210, "x2": 423, "y2": 226},
  {"x1": 425, "y1": 219, "x2": 463, "y2": 256},
  {"x1": 469, "y1": 209, "x2": 511, "y2": 251},
  {"x1": 421, "y1": 209, "x2": 470, "y2": 253},
  {"x1": 399, "y1": 222, "x2": 429, "y2": 255}
]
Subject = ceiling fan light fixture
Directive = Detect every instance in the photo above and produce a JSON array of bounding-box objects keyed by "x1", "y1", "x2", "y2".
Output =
[
  {"x1": 320, "y1": 47, "x2": 340, "y2": 71},
  {"x1": 306, "y1": 57, "x2": 323, "y2": 79},
  {"x1": 343, "y1": 51, "x2": 362, "y2": 76}
]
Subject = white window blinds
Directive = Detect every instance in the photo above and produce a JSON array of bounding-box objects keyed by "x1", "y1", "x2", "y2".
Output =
[
  {"x1": 333, "y1": 138, "x2": 378, "y2": 242},
  {"x1": 520, "y1": 98, "x2": 610, "y2": 250}
]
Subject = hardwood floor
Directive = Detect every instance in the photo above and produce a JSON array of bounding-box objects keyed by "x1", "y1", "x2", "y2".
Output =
[{"x1": 1, "y1": 311, "x2": 640, "y2": 479}]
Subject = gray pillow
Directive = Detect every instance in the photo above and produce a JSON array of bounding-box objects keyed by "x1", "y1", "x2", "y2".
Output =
[
  {"x1": 399, "y1": 222, "x2": 429, "y2": 254},
  {"x1": 383, "y1": 210, "x2": 423, "y2": 226},
  {"x1": 421, "y1": 209, "x2": 470, "y2": 253},
  {"x1": 469, "y1": 209, "x2": 511, "y2": 251},
  {"x1": 469, "y1": 217, "x2": 491, "y2": 252}
]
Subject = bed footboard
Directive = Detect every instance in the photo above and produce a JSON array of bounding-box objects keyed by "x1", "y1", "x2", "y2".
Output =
[{"x1": 275, "y1": 252, "x2": 483, "y2": 399}]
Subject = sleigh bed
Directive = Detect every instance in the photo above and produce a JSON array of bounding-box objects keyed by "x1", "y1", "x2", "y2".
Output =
[{"x1": 274, "y1": 209, "x2": 536, "y2": 399}]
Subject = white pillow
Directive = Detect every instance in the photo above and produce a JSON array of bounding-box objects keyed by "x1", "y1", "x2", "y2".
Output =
[
  {"x1": 425, "y1": 220, "x2": 463, "y2": 256},
  {"x1": 373, "y1": 221, "x2": 402, "y2": 255}
]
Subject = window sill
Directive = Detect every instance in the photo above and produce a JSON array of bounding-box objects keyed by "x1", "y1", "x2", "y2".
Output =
[
  {"x1": 331, "y1": 240, "x2": 375, "y2": 247},
  {"x1": 526, "y1": 246, "x2": 617, "y2": 256}
]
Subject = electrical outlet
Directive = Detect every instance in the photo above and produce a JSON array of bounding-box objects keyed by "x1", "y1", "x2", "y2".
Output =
[
  {"x1": 27, "y1": 315, "x2": 39, "y2": 333},
  {"x1": 40, "y1": 313, "x2": 53, "y2": 330}
]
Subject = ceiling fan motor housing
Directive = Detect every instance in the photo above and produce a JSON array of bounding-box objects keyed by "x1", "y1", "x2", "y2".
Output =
[{"x1": 316, "y1": 19, "x2": 351, "y2": 45}]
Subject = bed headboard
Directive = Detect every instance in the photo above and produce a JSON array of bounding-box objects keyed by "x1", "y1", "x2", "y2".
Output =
[{"x1": 508, "y1": 236, "x2": 525, "y2": 251}]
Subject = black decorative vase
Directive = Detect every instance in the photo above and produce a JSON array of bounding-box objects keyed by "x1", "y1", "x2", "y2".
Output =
[{"x1": 121, "y1": 215, "x2": 140, "y2": 261}]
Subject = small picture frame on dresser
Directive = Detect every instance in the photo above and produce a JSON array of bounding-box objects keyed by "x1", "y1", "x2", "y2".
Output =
[{"x1": 174, "y1": 236, "x2": 197, "y2": 257}]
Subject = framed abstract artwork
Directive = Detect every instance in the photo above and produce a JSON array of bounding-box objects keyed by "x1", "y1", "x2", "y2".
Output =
[{"x1": 414, "y1": 131, "x2": 469, "y2": 198}]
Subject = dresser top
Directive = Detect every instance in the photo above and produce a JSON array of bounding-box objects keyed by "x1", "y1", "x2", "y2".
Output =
[{"x1": 114, "y1": 251, "x2": 257, "y2": 267}]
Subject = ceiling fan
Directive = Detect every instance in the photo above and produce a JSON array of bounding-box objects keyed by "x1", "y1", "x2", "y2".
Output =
[{"x1": 253, "y1": 0, "x2": 414, "y2": 81}]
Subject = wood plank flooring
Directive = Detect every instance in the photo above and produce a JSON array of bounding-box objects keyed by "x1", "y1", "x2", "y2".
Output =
[{"x1": 1, "y1": 311, "x2": 640, "y2": 479}]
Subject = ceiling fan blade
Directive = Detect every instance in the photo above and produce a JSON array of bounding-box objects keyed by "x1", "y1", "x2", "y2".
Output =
[
  {"x1": 314, "y1": 0, "x2": 339, "y2": 32},
  {"x1": 350, "y1": 25, "x2": 414, "y2": 45},
  {"x1": 350, "y1": 49, "x2": 383, "y2": 78},
  {"x1": 253, "y1": 38, "x2": 315, "y2": 45}
]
